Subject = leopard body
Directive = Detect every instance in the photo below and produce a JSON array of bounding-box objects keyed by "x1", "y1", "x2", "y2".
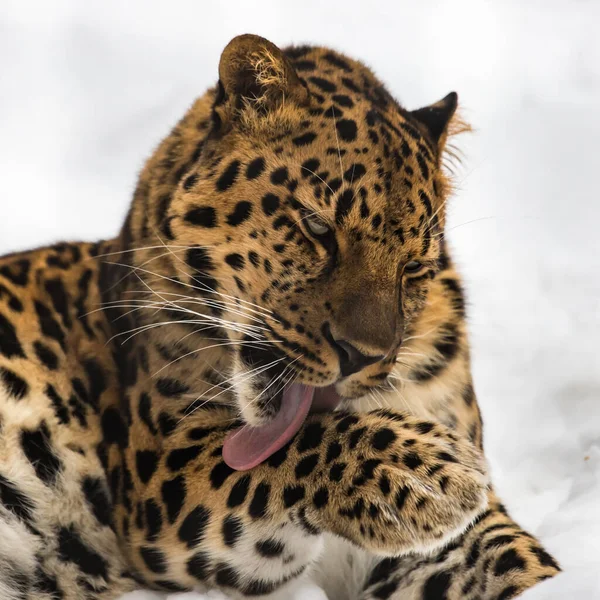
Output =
[{"x1": 0, "y1": 35, "x2": 559, "y2": 600}]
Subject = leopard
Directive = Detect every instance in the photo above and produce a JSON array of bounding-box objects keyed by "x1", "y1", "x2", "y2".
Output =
[{"x1": 0, "y1": 34, "x2": 560, "y2": 600}]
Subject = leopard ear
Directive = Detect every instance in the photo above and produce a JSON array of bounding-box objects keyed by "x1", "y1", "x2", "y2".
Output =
[
  {"x1": 410, "y1": 92, "x2": 458, "y2": 150},
  {"x1": 217, "y1": 34, "x2": 309, "y2": 117}
]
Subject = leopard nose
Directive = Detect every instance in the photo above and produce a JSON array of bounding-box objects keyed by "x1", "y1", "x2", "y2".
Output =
[
  {"x1": 322, "y1": 324, "x2": 385, "y2": 376},
  {"x1": 334, "y1": 339, "x2": 383, "y2": 376}
]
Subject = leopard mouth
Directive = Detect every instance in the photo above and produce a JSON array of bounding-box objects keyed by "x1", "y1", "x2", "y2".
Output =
[{"x1": 223, "y1": 383, "x2": 342, "y2": 471}]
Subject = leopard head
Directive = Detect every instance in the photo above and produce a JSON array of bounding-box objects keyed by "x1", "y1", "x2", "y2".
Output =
[{"x1": 122, "y1": 34, "x2": 464, "y2": 466}]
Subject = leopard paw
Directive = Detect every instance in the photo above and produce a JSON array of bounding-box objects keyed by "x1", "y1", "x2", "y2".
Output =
[{"x1": 311, "y1": 411, "x2": 489, "y2": 556}]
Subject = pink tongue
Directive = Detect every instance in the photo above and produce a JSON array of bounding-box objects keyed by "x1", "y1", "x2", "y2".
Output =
[{"x1": 223, "y1": 384, "x2": 341, "y2": 471}]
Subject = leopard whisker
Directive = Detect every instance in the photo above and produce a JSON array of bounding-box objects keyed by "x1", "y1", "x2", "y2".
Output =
[
  {"x1": 111, "y1": 258, "x2": 276, "y2": 321},
  {"x1": 154, "y1": 232, "x2": 276, "y2": 317},
  {"x1": 388, "y1": 372, "x2": 412, "y2": 383},
  {"x1": 426, "y1": 196, "x2": 447, "y2": 229},
  {"x1": 188, "y1": 357, "x2": 284, "y2": 400},
  {"x1": 94, "y1": 299, "x2": 269, "y2": 338},
  {"x1": 179, "y1": 357, "x2": 288, "y2": 422},
  {"x1": 253, "y1": 355, "x2": 303, "y2": 405},
  {"x1": 151, "y1": 339, "x2": 281, "y2": 378},
  {"x1": 145, "y1": 289, "x2": 273, "y2": 320},
  {"x1": 330, "y1": 104, "x2": 346, "y2": 181},
  {"x1": 271, "y1": 365, "x2": 299, "y2": 402},
  {"x1": 299, "y1": 166, "x2": 337, "y2": 198},
  {"x1": 402, "y1": 327, "x2": 438, "y2": 342},
  {"x1": 92, "y1": 244, "x2": 193, "y2": 260},
  {"x1": 124, "y1": 269, "x2": 269, "y2": 340},
  {"x1": 386, "y1": 379, "x2": 413, "y2": 413},
  {"x1": 109, "y1": 318, "x2": 263, "y2": 346},
  {"x1": 98, "y1": 292, "x2": 270, "y2": 326},
  {"x1": 241, "y1": 362, "x2": 291, "y2": 416},
  {"x1": 98, "y1": 245, "x2": 190, "y2": 295},
  {"x1": 430, "y1": 215, "x2": 497, "y2": 238},
  {"x1": 396, "y1": 349, "x2": 428, "y2": 360},
  {"x1": 158, "y1": 295, "x2": 271, "y2": 325}
]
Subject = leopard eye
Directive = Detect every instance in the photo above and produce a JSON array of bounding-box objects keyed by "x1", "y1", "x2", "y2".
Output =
[
  {"x1": 304, "y1": 214, "x2": 331, "y2": 237},
  {"x1": 404, "y1": 260, "x2": 423, "y2": 274}
]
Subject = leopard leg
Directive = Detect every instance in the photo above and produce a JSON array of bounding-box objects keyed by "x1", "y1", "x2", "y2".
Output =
[
  {"x1": 112, "y1": 409, "x2": 489, "y2": 597},
  {"x1": 359, "y1": 492, "x2": 560, "y2": 600}
]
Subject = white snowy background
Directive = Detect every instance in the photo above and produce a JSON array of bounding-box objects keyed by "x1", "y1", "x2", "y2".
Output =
[{"x1": 1, "y1": 0, "x2": 599, "y2": 597}]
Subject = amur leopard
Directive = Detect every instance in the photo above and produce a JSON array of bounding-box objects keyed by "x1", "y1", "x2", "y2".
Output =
[{"x1": 0, "y1": 34, "x2": 559, "y2": 599}]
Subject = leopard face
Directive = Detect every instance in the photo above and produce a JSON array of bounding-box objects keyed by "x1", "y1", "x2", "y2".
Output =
[{"x1": 130, "y1": 35, "x2": 460, "y2": 429}]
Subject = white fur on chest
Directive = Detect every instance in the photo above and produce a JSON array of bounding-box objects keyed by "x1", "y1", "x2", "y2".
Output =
[{"x1": 312, "y1": 535, "x2": 378, "y2": 600}]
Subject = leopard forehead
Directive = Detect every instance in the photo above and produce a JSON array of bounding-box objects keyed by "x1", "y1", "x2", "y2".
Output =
[
  {"x1": 168, "y1": 45, "x2": 450, "y2": 274},
  {"x1": 178, "y1": 100, "x2": 439, "y2": 234}
]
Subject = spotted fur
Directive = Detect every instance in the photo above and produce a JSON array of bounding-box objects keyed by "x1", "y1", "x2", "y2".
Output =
[{"x1": 0, "y1": 35, "x2": 558, "y2": 599}]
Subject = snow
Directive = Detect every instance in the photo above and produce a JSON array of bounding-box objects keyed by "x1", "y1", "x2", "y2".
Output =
[{"x1": 1, "y1": 0, "x2": 598, "y2": 597}]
